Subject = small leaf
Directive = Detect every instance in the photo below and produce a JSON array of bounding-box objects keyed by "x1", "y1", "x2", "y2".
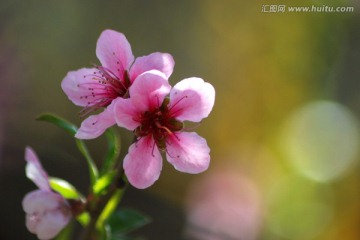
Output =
[
  {"x1": 77, "y1": 212, "x2": 90, "y2": 226},
  {"x1": 36, "y1": 113, "x2": 77, "y2": 136},
  {"x1": 108, "y1": 209, "x2": 151, "y2": 235},
  {"x1": 49, "y1": 177, "x2": 90, "y2": 228},
  {"x1": 93, "y1": 171, "x2": 116, "y2": 195},
  {"x1": 49, "y1": 177, "x2": 82, "y2": 199},
  {"x1": 101, "y1": 129, "x2": 121, "y2": 175}
]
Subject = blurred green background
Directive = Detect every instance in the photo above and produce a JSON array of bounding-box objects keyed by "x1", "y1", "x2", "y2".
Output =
[{"x1": 1, "y1": 0, "x2": 360, "y2": 239}]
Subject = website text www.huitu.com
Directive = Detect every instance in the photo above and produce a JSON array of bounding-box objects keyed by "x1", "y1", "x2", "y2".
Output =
[{"x1": 261, "y1": 4, "x2": 354, "y2": 13}]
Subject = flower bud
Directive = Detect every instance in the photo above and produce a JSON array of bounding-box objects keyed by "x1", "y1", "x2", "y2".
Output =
[{"x1": 22, "y1": 190, "x2": 71, "y2": 240}]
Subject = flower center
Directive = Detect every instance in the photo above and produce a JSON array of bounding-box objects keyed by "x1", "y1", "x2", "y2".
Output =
[
  {"x1": 78, "y1": 66, "x2": 131, "y2": 117},
  {"x1": 135, "y1": 98, "x2": 183, "y2": 150}
]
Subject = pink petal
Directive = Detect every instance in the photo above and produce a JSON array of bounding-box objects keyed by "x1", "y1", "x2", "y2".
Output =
[
  {"x1": 75, "y1": 100, "x2": 117, "y2": 139},
  {"x1": 22, "y1": 190, "x2": 64, "y2": 214},
  {"x1": 169, "y1": 78, "x2": 215, "y2": 122},
  {"x1": 36, "y1": 210, "x2": 71, "y2": 240},
  {"x1": 123, "y1": 136, "x2": 163, "y2": 189},
  {"x1": 166, "y1": 132, "x2": 210, "y2": 174},
  {"x1": 129, "y1": 70, "x2": 171, "y2": 112},
  {"x1": 61, "y1": 68, "x2": 100, "y2": 107},
  {"x1": 23, "y1": 190, "x2": 70, "y2": 240},
  {"x1": 25, "y1": 147, "x2": 51, "y2": 191},
  {"x1": 129, "y1": 52, "x2": 174, "y2": 81},
  {"x1": 114, "y1": 98, "x2": 141, "y2": 130},
  {"x1": 25, "y1": 214, "x2": 38, "y2": 234},
  {"x1": 96, "y1": 29, "x2": 134, "y2": 78}
]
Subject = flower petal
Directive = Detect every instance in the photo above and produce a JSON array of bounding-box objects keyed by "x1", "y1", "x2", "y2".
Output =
[
  {"x1": 114, "y1": 98, "x2": 141, "y2": 130},
  {"x1": 23, "y1": 190, "x2": 70, "y2": 240},
  {"x1": 96, "y1": 29, "x2": 134, "y2": 78},
  {"x1": 22, "y1": 190, "x2": 64, "y2": 214},
  {"x1": 36, "y1": 210, "x2": 71, "y2": 240},
  {"x1": 129, "y1": 52, "x2": 174, "y2": 81},
  {"x1": 25, "y1": 214, "x2": 38, "y2": 234},
  {"x1": 169, "y1": 78, "x2": 215, "y2": 122},
  {"x1": 123, "y1": 136, "x2": 162, "y2": 189},
  {"x1": 61, "y1": 68, "x2": 100, "y2": 107},
  {"x1": 75, "y1": 100, "x2": 117, "y2": 139},
  {"x1": 129, "y1": 70, "x2": 171, "y2": 112},
  {"x1": 25, "y1": 147, "x2": 51, "y2": 191},
  {"x1": 166, "y1": 132, "x2": 210, "y2": 174}
]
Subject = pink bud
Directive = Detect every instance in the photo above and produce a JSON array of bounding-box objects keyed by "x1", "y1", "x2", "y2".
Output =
[{"x1": 22, "y1": 190, "x2": 71, "y2": 240}]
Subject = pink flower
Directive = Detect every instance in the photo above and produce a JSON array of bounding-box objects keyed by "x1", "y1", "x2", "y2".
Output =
[
  {"x1": 61, "y1": 29, "x2": 174, "y2": 139},
  {"x1": 114, "y1": 70, "x2": 215, "y2": 188},
  {"x1": 185, "y1": 167, "x2": 263, "y2": 240},
  {"x1": 22, "y1": 147, "x2": 71, "y2": 240}
]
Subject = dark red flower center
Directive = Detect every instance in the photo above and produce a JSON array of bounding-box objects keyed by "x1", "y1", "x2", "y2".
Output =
[{"x1": 135, "y1": 98, "x2": 183, "y2": 150}]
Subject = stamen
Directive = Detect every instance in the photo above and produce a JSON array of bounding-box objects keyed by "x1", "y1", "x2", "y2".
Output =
[
  {"x1": 76, "y1": 64, "x2": 131, "y2": 118},
  {"x1": 95, "y1": 65, "x2": 127, "y2": 90},
  {"x1": 155, "y1": 122, "x2": 173, "y2": 135},
  {"x1": 168, "y1": 95, "x2": 188, "y2": 118},
  {"x1": 164, "y1": 147, "x2": 180, "y2": 159},
  {"x1": 151, "y1": 140, "x2": 156, "y2": 157},
  {"x1": 168, "y1": 95, "x2": 188, "y2": 112},
  {"x1": 111, "y1": 51, "x2": 126, "y2": 77},
  {"x1": 79, "y1": 107, "x2": 97, "y2": 119}
]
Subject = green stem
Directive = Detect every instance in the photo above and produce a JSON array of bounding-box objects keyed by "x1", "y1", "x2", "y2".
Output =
[
  {"x1": 101, "y1": 129, "x2": 121, "y2": 176},
  {"x1": 76, "y1": 139, "x2": 99, "y2": 187},
  {"x1": 79, "y1": 168, "x2": 127, "y2": 240},
  {"x1": 79, "y1": 136, "x2": 135, "y2": 240}
]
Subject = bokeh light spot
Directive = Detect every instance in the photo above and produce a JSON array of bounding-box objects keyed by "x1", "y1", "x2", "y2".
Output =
[
  {"x1": 266, "y1": 174, "x2": 333, "y2": 239},
  {"x1": 280, "y1": 101, "x2": 360, "y2": 182}
]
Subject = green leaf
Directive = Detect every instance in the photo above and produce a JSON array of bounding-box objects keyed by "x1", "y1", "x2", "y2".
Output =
[
  {"x1": 108, "y1": 209, "x2": 151, "y2": 235},
  {"x1": 101, "y1": 129, "x2": 121, "y2": 175},
  {"x1": 36, "y1": 113, "x2": 77, "y2": 136},
  {"x1": 49, "y1": 177, "x2": 81, "y2": 199},
  {"x1": 93, "y1": 171, "x2": 116, "y2": 195}
]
